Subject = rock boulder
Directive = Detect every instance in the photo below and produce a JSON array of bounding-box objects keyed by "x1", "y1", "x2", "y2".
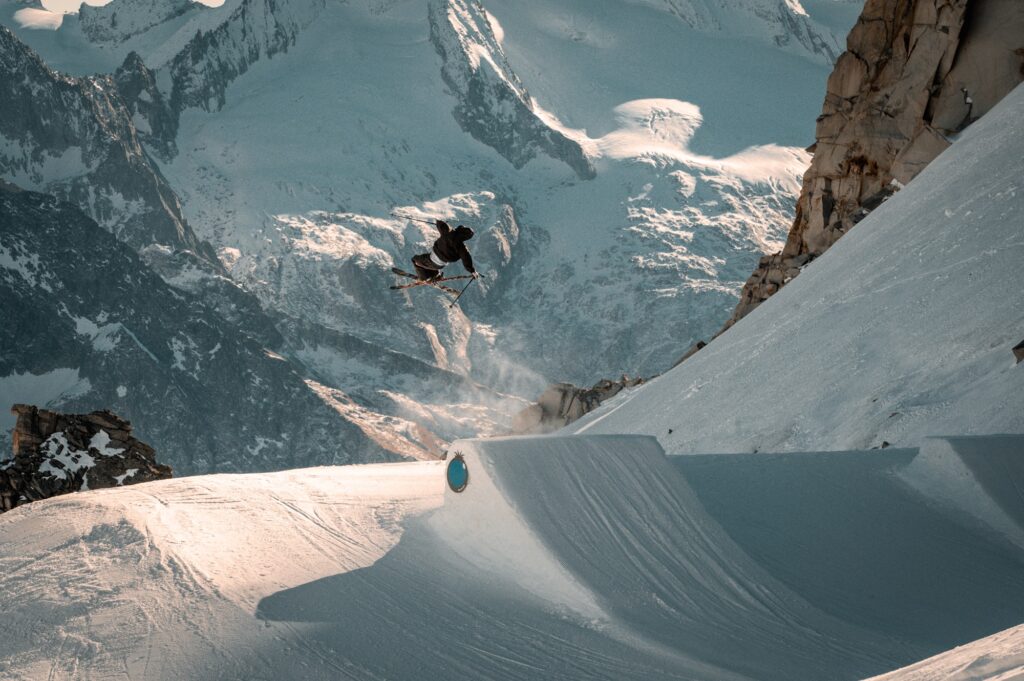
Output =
[
  {"x1": 1, "y1": 405, "x2": 172, "y2": 512},
  {"x1": 512, "y1": 376, "x2": 645, "y2": 434}
]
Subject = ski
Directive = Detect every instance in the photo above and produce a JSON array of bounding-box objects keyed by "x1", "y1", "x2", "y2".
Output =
[
  {"x1": 390, "y1": 267, "x2": 473, "y2": 283},
  {"x1": 390, "y1": 280, "x2": 461, "y2": 295},
  {"x1": 390, "y1": 268, "x2": 462, "y2": 295}
]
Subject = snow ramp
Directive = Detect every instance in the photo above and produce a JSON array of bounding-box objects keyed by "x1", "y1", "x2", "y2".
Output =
[
  {"x1": 258, "y1": 434, "x2": 916, "y2": 680},
  {"x1": 674, "y1": 436, "x2": 1024, "y2": 658}
]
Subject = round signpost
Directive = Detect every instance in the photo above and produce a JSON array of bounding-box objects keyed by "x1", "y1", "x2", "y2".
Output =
[{"x1": 446, "y1": 453, "x2": 469, "y2": 493}]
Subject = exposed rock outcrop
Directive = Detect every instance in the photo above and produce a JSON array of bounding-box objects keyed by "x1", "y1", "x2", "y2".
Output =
[
  {"x1": 114, "y1": 51, "x2": 179, "y2": 160},
  {"x1": 428, "y1": 0, "x2": 596, "y2": 180},
  {"x1": 1, "y1": 405, "x2": 172, "y2": 512},
  {"x1": 722, "y1": 0, "x2": 1024, "y2": 331},
  {"x1": 513, "y1": 376, "x2": 645, "y2": 434}
]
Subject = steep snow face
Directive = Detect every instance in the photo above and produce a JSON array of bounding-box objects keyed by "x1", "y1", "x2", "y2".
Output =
[
  {"x1": 423, "y1": 436, "x2": 913, "y2": 679},
  {"x1": 674, "y1": 438, "x2": 1024, "y2": 658},
  {"x1": 429, "y1": 0, "x2": 595, "y2": 178},
  {"x1": 78, "y1": 0, "x2": 201, "y2": 44},
  {"x1": 163, "y1": 0, "x2": 326, "y2": 112},
  {"x1": 574, "y1": 84, "x2": 1024, "y2": 452}
]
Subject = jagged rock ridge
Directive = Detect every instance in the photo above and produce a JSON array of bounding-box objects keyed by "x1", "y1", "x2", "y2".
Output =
[
  {"x1": 0, "y1": 25, "x2": 217, "y2": 264},
  {"x1": 0, "y1": 184, "x2": 394, "y2": 473},
  {"x1": 722, "y1": 0, "x2": 1024, "y2": 330},
  {"x1": 650, "y1": 0, "x2": 843, "y2": 63},
  {"x1": 165, "y1": 0, "x2": 326, "y2": 114},
  {"x1": 428, "y1": 0, "x2": 596, "y2": 179},
  {"x1": 79, "y1": 0, "x2": 201, "y2": 44},
  {"x1": 1, "y1": 404, "x2": 172, "y2": 512}
]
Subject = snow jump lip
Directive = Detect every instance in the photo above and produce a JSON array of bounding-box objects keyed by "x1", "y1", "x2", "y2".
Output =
[
  {"x1": 422, "y1": 434, "x2": 909, "y2": 679},
  {"x1": 256, "y1": 434, "x2": 912, "y2": 680}
]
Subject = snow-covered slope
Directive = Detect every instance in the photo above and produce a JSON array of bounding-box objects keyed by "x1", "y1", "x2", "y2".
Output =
[
  {"x1": 574, "y1": 82, "x2": 1024, "y2": 452},
  {"x1": 0, "y1": 437, "x2": 893, "y2": 679},
  {"x1": 0, "y1": 461, "x2": 442, "y2": 679},
  {"x1": 632, "y1": 0, "x2": 842, "y2": 63},
  {"x1": 2, "y1": 433, "x2": 1021, "y2": 679}
]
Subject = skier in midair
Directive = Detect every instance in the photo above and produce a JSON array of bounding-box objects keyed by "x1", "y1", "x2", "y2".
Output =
[{"x1": 412, "y1": 219, "x2": 479, "y2": 281}]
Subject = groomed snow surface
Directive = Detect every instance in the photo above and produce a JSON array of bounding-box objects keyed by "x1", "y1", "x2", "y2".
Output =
[{"x1": 1, "y1": 433, "x2": 1022, "y2": 679}]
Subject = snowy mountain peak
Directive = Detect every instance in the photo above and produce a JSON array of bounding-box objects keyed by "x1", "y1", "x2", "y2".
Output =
[
  {"x1": 165, "y1": 0, "x2": 325, "y2": 113},
  {"x1": 638, "y1": 0, "x2": 842, "y2": 62},
  {"x1": 0, "y1": 25, "x2": 216, "y2": 262},
  {"x1": 78, "y1": 0, "x2": 204, "y2": 44},
  {"x1": 428, "y1": 0, "x2": 596, "y2": 179}
]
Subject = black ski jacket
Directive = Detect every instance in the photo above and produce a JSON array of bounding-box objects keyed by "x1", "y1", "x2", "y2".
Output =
[{"x1": 432, "y1": 220, "x2": 475, "y2": 273}]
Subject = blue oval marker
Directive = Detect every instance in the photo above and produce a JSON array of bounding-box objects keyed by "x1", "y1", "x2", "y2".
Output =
[{"x1": 446, "y1": 454, "x2": 469, "y2": 493}]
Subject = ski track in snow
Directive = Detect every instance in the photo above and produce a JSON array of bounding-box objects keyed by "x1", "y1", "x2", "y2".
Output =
[
  {"x1": 1, "y1": 433, "x2": 1023, "y2": 679},
  {"x1": 0, "y1": 462, "x2": 444, "y2": 680}
]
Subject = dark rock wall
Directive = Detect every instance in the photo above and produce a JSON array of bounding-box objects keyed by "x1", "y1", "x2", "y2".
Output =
[{"x1": 1, "y1": 404, "x2": 172, "y2": 512}]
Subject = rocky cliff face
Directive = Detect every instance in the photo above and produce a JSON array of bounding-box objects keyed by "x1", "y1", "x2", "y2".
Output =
[
  {"x1": 165, "y1": 0, "x2": 325, "y2": 114},
  {"x1": 0, "y1": 184, "x2": 393, "y2": 473},
  {"x1": 1, "y1": 405, "x2": 172, "y2": 512},
  {"x1": 0, "y1": 25, "x2": 217, "y2": 264},
  {"x1": 512, "y1": 376, "x2": 645, "y2": 434},
  {"x1": 428, "y1": 0, "x2": 596, "y2": 180},
  {"x1": 722, "y1": 0, "x2": 1024, "y2": 330},
  {"x1": 78, "y1": 0, "x2": 200, "y2": 44},
  {"x1": 114, "y1": 51, "x2": 179, "y2": 161}
]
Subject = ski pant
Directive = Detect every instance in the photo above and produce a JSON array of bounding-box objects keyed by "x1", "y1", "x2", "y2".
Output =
[{"x1": 412, "y1": 253, "x2": 444, "y2": 280}]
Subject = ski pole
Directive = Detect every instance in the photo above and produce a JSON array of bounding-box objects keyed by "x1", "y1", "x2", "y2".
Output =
[
  {"x1": 391, "y1": 210, "x2": 435, "y2": 226},
  {"x1": 449, "y1": 275, "x2": 478, "y2": 308}
]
